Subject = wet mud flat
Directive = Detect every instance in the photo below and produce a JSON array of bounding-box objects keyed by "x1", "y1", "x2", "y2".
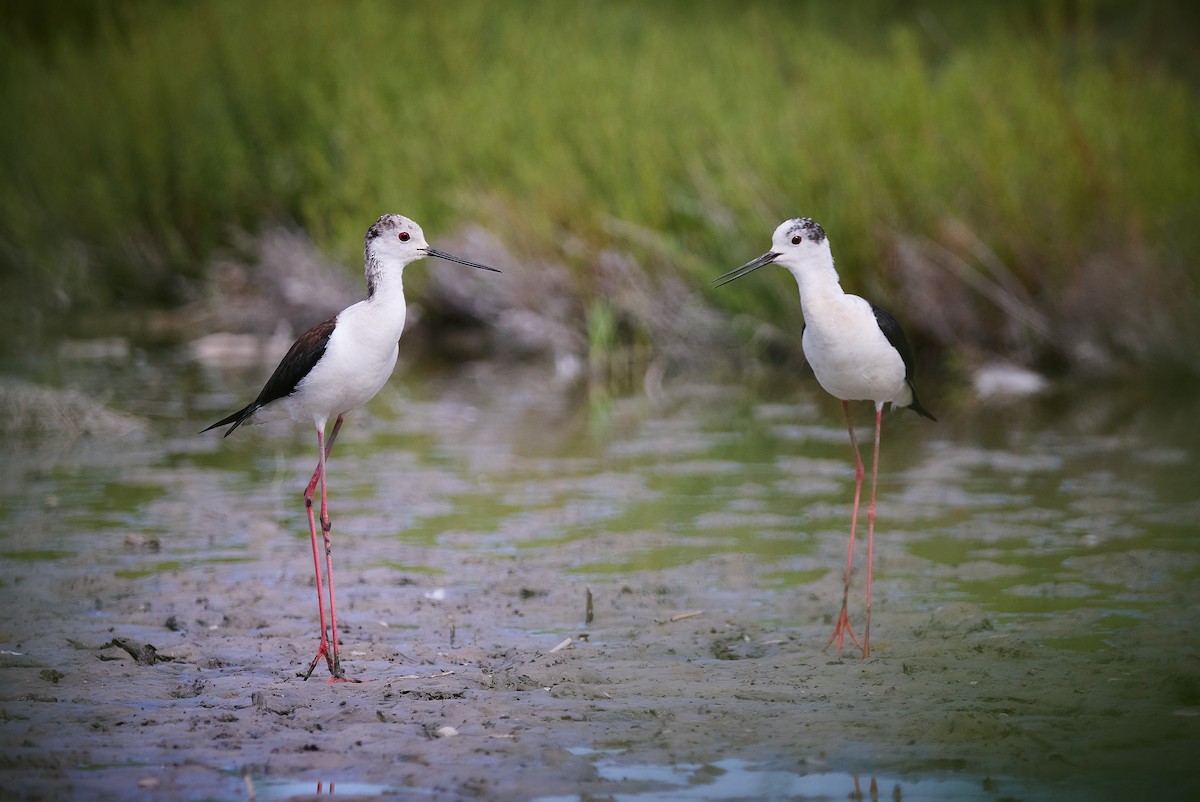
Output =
[
  {"x1": 3, "y1": 368, "x2": 1200, "y2": 800},
  {"x1": 2, "y1": 527, "x2": 1197, "y2": 802}
]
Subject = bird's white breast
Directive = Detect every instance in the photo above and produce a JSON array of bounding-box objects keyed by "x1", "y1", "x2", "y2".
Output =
[
  {"x1": 800, "y1": 293, "x2": 911, "y2": 406},
  {"x1": 293, "y1": 299, "x2": 404, "y2": 422}
]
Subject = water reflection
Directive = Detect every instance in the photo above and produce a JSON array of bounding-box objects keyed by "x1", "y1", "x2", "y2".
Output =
[
  {"x1": 548, "y1": 750, "x2": 1068, "y2": 802},
  {"x1": 251, "y1": 778, "x2": 395, "y2": 799}
]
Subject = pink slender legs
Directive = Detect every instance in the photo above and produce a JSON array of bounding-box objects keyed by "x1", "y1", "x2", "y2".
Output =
[
  {"x1": 863, "y1": 402, "x2": 883, "y2": 658},
  {"x1": 826, "y1": 401, "x2": 884, "y2": 658},
  {"x1": 298, "y1": 415, "x2": 361, "y2": 682},
  {"x1": 827, "y1": 401, "x2": 864, "y2": 653}
]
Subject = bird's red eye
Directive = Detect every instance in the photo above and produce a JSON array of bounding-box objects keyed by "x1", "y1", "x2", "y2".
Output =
[
  {"x1": 791, "y1": 235, "x2": 802, "y2": 245},
  {"x1": 398, "y1": 231, "x2": 410, "y2": 242}
]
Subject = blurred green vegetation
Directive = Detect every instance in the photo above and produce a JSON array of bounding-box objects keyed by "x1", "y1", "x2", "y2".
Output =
[{"x1": 2, "y1": 0, "x2": 1198, "y2": 372}]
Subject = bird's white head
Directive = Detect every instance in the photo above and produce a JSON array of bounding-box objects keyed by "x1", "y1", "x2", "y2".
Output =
[
  {"x1": 365, "y1": 214, "x2": 430, "y2": 268},
  {"x1": 713, "y1": 217, "x2": 835, "y2": 289},
  {"x1": 363, "y1": 213, "x2": 500, "y2": 298},
  {"x1": 770, "y1": 218, "x2": 829, "y2": 264}
]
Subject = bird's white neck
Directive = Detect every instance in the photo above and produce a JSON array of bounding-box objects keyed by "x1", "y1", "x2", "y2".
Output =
[
  {"x1": 784, "y1": 241, "x2": 846, "y2": 314},
  {"x1": 365, "y1": 254, "x2": 407, "y2": 301},
  {"x1": 357, "y1": 255, "x2": 408, "y2": 336},
  {"x1": 368, "y1": 250, "x2": 419, "y2": 308}
]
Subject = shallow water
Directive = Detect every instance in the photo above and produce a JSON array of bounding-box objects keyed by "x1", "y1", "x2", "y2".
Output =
[
  {"x1": 18, "y1": 350, "x2": 1192, "y2": 636},
  {"x1": 2, "y1": 343, "x2": 1199, "y2": 799}
]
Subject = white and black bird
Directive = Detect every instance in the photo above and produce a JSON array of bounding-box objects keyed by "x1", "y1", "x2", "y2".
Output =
[
  {"x1": 715, "y1": 217, "x2": 935, "y2": 658},
  {"x1": 203, "y1": 213, "x2": 500, "y2": 681}
]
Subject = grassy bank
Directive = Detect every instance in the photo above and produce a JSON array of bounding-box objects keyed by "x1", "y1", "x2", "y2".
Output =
[{"x1": 2, "y1": 1, "x2": 1198, "y2": 374}]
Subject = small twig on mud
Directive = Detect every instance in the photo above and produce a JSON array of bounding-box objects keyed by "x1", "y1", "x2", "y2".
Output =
[
  {"x1": 243, "y1": 767, "x2": 255, "y2": 802},
  {"x1": 66, "y1": 638, "x2": 104, "y2": 651},
  {"x1": 585, "y1": 587, "x2": 594, "y2": 625},
  {"x1": 102, "y1": 637, "x2": 174, "y2": 665},
  {"x1": 656, "y1": 610, "x2": 704, "y2": 624},
  {"x1": 547, "y1": 637, "x2": 573, "y2": 654},
  {"x1": 395, "y1": 669, "x2": 456, "y2": 680}
]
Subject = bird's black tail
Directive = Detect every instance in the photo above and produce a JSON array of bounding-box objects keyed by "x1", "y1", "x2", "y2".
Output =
[
  {"x1": 199, "y1": 402, "x2": 258, "y2": 437},
  {"x1": 906, "y1": 382, "x2": 937, "y2": 422}
]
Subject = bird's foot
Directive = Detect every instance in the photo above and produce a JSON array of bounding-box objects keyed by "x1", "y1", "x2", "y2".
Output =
[
  {"x1": 825, "y1": 605, "x2": 863, "y2": 655},
  {"x1": 326, "y1": 673, "x2": 366, "y2": 684},
  {"x1": 325, "y1": 656, "x2": 365, "y2": 684},
  {"x1": 297, "y1": 638, "x2": 336, "y2": 681}
]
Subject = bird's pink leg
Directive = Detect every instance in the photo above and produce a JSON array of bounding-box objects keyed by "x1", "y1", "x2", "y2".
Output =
[
  {"x1": 317, "y1": 420, "x2": 361, "y2": 683},
  {"x1": 298, "y1": 416, "x2": 361, "y2": 681},
  {"x1": 863, "y1": 403, "x2": 884, "y2": 659},
  {"x1": 299, "y1": 423, "x2": 335, "y2": 680},
  {"x1": 826, "y1": 400, "x2": 863, "y2": 653},
  {"x1": 302, "y1": 415, "x2": 343, "y2": 502}
]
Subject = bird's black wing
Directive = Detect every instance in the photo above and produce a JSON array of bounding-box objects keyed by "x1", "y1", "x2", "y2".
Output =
[
  {"x1": 870, "y1": 304, "x2": 915, "y2": 378},
  {"x1": 253, "y1": 317, "x2": 337, "y2": 409},
  {"x1": 870, "y1": 303, "x2": 936, "y2": 421},
  {"x1": 201, "y1": 316, "x2": 337, "y2": 437}
]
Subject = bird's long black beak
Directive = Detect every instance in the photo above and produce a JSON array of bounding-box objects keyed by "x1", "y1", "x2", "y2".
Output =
[
  {"x1": 712, "y1": 252, "x2": 778, "y2": 288},
  {"x1": 425, "y1": 247, "x2": 502, "y2": 273}
]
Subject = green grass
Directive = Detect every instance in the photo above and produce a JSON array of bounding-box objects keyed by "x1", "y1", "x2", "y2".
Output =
[{"x1": 2, "y1": 0, "x2": 1198, "y2": 372}]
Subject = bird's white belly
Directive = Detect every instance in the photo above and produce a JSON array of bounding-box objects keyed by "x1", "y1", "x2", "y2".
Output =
[
  {"x1": 294, "y1": 336, "x2": 399, "y2": 421},
  {"x1": 802, "y1": 318, "x2": 909, "y2": 405}
]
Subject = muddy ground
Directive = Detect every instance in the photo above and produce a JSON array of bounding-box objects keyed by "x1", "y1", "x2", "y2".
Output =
[
  {"x1": 3, "y1": 516, "x2": 1197, "y2": 802},
  {"x1": 3, "y1": 361, "x2": 1200, "y2": 801}
]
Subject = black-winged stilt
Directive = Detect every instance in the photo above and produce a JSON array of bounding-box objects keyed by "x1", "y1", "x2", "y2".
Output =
[
  {"x1": 203, "y1": 214, "x2": 500, "y2": 681},
  {"x1": 715, "y1": 217, "x2": 935, "y2": 658}
]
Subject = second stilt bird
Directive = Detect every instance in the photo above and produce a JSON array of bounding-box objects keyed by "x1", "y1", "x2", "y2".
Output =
[
  {"x1": 203, "y1": 214, "x2": 500, "y2": 681},
  {"x1": 715, "y1": 217, "x2": 935, "y2": 658}
]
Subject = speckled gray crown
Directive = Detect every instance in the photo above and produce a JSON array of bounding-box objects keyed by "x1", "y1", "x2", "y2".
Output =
[{"x1": 786, "y1": 217, "x2": 826, "y2": 244}]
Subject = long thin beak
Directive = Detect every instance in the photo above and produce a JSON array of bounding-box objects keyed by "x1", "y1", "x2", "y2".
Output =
[
  {"x1": 712, "y1": 252, "x2": 778, "y2": 288},
  {"x1": 424, "y1": 247, "x2": 502, "y2": 273}
]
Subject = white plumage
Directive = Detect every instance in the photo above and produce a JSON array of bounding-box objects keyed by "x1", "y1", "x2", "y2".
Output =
[
  {"x1": 204, "y1": 214, "x2": 499, "y2": 681},
  {"x1": 716, "y1": 216, "x2": 935, "y2": 657}
]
